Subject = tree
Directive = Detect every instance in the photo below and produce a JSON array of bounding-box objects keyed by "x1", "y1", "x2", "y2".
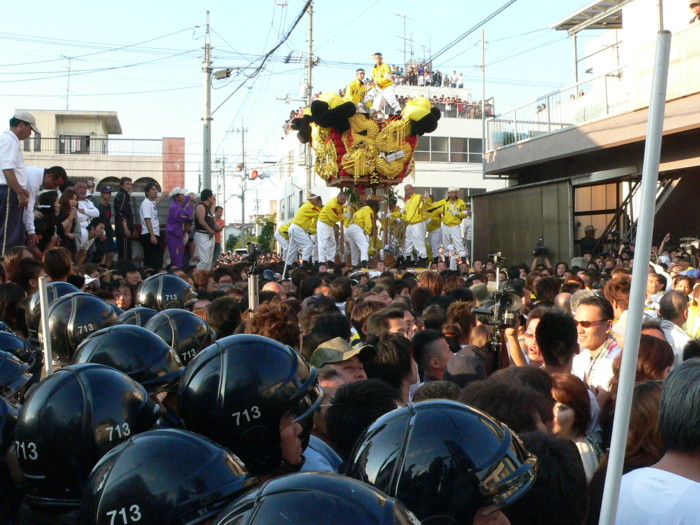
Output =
[
  {"x1": 225, "y1": 233, "x2": 239, "y2": 252},
  {"x1": 255, "y1": 214, "x2": 276, "y2": 253}
]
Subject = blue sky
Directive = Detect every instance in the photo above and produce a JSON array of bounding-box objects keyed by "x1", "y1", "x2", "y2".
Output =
[{"x1": 0, "y1": 0, "x2": 601, "y2": 217}]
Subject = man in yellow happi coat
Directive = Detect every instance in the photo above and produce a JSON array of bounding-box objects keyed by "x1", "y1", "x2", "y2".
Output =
[
  {"x1": 316, "y1": 191, "x2": 347, "y2": 266},
  {"x1": 346, "y1": 200, "x2": 377, "y2": 268},
  {"x1": 274, "y1": 221, "x2": 291, "y2": 258},
  {"x1": 428, "y1": 186, "x2": 469, "y2": 262},
  {"x1": 286, "y1": 194, "x2": 322, "y2": 267},
  {"x1": 370, "y1": 52, "x2": 401, "y2": 116},
  {"x1": 402, "y1": 184, "x2": 428, "y2": 267}
]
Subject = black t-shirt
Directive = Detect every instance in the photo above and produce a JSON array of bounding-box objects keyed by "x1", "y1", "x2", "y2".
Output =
[{"x1": 195, "y1": 202, "x2": 216, "y2": 233}]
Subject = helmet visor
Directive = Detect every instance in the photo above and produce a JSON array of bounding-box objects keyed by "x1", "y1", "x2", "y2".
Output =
[{"x1": 478, "y1": 426, "x2": 538, "y2": 509}]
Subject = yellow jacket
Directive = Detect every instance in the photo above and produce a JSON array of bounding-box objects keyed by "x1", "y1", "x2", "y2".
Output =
[
  {"x1": 403, "y1": 194, "x2": 426, "y2": 225},
  {"x1": 424, "y1": 197, "x2": 442, "y2": 232},
  {"x1": 309, "y1": 216, "x2": 318, "y2": 235},
  {"x1": 278, "y1": 222, "x2": 290, "y2": 240},
  {"x1": 318, "y1": 197, "x2": 345, "y2": 226},
  {"x1": 432, "y1": 198, "x2": 468, "y2": 227},
  {"x1": 291, "y1": 200, "x2": 321, "y2": 232},
  {"x1": 372, "y1": 63, "x2": 393, "y2": 89},
  {"x1": 344, "y1": 79, "x2": 367, "y2": 105},
  {"x1": 351, "y1": 206, "x2": 375, "y2": 235}
]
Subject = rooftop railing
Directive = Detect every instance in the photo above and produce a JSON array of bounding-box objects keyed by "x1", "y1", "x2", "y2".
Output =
[
  {"x1": 487, "y1": 67, "x2": 628, "y2": 150},
  {"x1": 22, "y1": 137, "x2": 163, "y2": 156}
]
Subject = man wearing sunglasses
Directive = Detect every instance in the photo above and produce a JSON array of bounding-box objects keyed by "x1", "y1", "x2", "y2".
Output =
[
  {"x1": 571, "y1": 295, "x2": 621, "y2": 406},
  {"x1": 690, "y1": 2, "x2": 700, "y2": 23}
]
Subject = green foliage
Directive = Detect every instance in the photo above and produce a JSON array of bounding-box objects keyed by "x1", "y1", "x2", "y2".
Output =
[
  {"x1": 255, "y1": 214, "x2": 276, "y2": 253},
  {"x1": 225, "y1": 233, "x2": 239, "y2": 252}
]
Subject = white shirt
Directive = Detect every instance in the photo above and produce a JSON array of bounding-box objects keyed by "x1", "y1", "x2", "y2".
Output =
[
  {"x1": 571, "y1": 337, "x2": 621, "y2": 395},
  {"x1": 0, "y1": 129, "x2": 27, "y2": 188},
  {"x1": 616, "y1": 468, "x2": 700, "y2": 524},
  {"x1": 24, "y1": 166, "x2": 44, "y2": 235},
  {"x1": 77, "y1": 197, "x2": 99, "y2": 236},
  {"x1": 660, "y1": 319, "x2": 691, "y2": 368},
  {"x1": 140, "y1": 198, "x2": 159, "y2": 236}
]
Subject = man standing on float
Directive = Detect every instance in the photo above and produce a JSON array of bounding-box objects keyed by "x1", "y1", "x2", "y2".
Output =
[{"x1": 370, "y1": 53, "x2": 402, "y2": 116}]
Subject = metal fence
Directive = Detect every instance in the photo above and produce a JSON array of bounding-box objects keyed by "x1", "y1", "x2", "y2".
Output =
[
  {"x1": 487, "y1": 67, "x2": 628, "y2": 150},
  {"x1": 22, "y1": 137, "x2": 163, "y2": 156}
]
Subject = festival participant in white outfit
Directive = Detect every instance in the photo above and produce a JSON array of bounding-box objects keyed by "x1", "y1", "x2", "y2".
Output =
[
  {"x1": 274, "y1": 222, "x2": 291, "y2": 259},
  {"x1": 316, "y1": 191, "x2": 347, "y2": 266},
  {"x1": 401, "y1": 184, "x2": 428, "y2": 267},
  {"x1": 370, "y1": 53, "x2": 401, "y2": 116},
  {"x1": 286, "y1": 194, "x2": 322, "y2": 267},
  {"x1": 345, "y1": 200, "x2": 377, "y2": 269},
  {"x1": 428, "y1": 187, "x2": 468, "y2": 263}
]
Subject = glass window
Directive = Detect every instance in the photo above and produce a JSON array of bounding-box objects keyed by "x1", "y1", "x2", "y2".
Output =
[
  {"x1": 431, "y1": 137, "x2": 449, "y2": 162},
  {"x1": 450, "y1": 138, "x2": 468, "y2": 163},
  {"x1": 416, "y1": 136, "x2": 430, "y2": 152},
  {"x1": 469, "y1": 138, "x2": 483, "y2": 153},
  {"x1": 468, "y1": 153, "x2": 482, "y2": 163}
]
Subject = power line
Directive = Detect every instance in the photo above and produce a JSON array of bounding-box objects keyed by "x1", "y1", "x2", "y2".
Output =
[{"x1": 428, "y1": 0, "x2": 518, "y2": 66}]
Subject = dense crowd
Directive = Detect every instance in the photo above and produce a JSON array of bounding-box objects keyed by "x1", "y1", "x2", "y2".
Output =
[
  {"x1": 1, "y1": 213, "x2": 700, "y2": 523},
  {"x1": 2, "y1": 113, "x2": 700, "y2": 524}
]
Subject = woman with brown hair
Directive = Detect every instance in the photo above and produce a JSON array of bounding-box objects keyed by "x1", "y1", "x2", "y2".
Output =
[
  {"x1": 551, "y1": 372, "x2": 602, "y2": 482},
  {"x1": 418, "y1": 270, "x2": 444, "y2": 296},
  {"x1": 600, "y1": 334, "x2": 674, "y2": 446},
  {"x1": 586, "y1": 380, "x2": 664, "y2": 524},
  {"x1": 604, "y1": 275, "x2": 631, "y2": 348},
  {"x1": 58, "y1": 188, "x2": 79, "y2": 257}
]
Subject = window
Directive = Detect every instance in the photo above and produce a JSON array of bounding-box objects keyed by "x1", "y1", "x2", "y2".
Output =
[
  {"x1": 414, "y1": 136, "x2": 483, "y2": 163},
  {"x1": 431, "y1": 137, "x2": 449, "y2": 162},
  {"x1": 415, "y1": 136, "x2": 430, "y2": 161},
  {"x1": 59, "y1": 135, "x2": 90, "y2": 154}
]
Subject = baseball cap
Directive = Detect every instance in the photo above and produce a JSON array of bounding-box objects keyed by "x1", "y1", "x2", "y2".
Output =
[
  {"x1": 584, "y1": 225, "x2": 596, "y2": 232},
  {"x1": 171, "y1": 187, "x2": 188, "y2": 197},
  {"x1": 310, "y1": 337, "x2": 376, "y2": 368},
  {"x1": 13, "y1": 111, "x2": 40, "y2": 133},
  {"x1": 100, "y1": 185, "x2": 113, "y2": 194}
]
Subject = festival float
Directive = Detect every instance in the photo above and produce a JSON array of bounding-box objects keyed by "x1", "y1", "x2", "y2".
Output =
[{"x1": 289, "y1": 91, "x2": 442, "y2": 264}]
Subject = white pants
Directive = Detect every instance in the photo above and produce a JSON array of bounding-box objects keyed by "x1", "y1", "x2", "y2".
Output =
[
  {"x1": 372, "y1": 85, "x2": 401, "y2": 114},
  {"x1": 286, "y1": 223, "x2": 314, "y2": 265},
  {"x1": 403, "y1": 221, "x2": 427, "y2": 259},
  {"x1": 442, "y1": 224, "x2": 467, "y2": 258},
  {"x1": 428, "y1": 227, "x2": 442, "y2": 259},
  {"x1": 316, "y1": 221, "x2": 336, "y2": 263},
  {"x1": 274, "y1": 230, "x2": 288, "y2": 258},
  {"x1": 194, "y1": 231, "x2": 215, "y2": 271},
  {"x1": 310, "y1": 234, "x2": 318, "y2": 262},
  {"x1": 345, "y1": 224, "x2": 369, "y2": 266}
]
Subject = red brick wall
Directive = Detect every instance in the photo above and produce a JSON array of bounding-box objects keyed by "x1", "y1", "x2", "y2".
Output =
[{"x1": 162, "y1": 137, "x2": 185, "y2": 190}]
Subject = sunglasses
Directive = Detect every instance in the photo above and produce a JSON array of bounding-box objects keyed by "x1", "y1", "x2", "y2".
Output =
[{"x1": 574, "y1": 319, "x2": 610, "y2": 328}]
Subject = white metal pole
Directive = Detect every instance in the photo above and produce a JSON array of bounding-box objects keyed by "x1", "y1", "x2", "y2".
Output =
[
  {"x1": 38, "y1": 277, "x2": 54, "y2": 377},
  {"x1": 598, "y1": 29, "x2": 672, "y2": 525},
  {"x1": 202, "y1": 11, "x2": 212, "y2": 191}
]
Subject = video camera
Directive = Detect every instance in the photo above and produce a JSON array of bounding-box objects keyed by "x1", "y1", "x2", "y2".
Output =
[
  {"x1": 472, "y1": 289, "x2": 522, "y2": 328},
  {"x1": 532, "y1": 237, "x2": 548, "y2": 257}
]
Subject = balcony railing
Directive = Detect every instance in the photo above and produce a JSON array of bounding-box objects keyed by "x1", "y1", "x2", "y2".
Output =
[
  {"x1": 22, "y1": 137, "x2": 163, "y2": 156},
  {"x1": 488, "y1": 22, "x2": 700, "y2": 152},
  {"x1": 487, "y1": 67, "x2": 628, "y2": 150}
]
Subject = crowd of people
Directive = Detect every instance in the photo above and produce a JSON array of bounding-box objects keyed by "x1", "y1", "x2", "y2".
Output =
[{"x1": 2, "y1": 114, "x2": 700, "y2": 524}]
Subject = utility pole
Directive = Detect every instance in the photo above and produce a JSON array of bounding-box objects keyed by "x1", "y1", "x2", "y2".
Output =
[
  {"x1": 393, "y1": 13, "x2": 414, "y2": 68},
  {"x1": 232, "y1": 123, "x2": 248, "y2": 228},
  {"x1": 202, "y1": 11, "x2": 213, "y2": 191},
  {"x1": 305, "y1": 2, "x2": 314, "y2": 196},
  {"x1": 481, "y1": 30, "x2": 486, "y2": 175}
]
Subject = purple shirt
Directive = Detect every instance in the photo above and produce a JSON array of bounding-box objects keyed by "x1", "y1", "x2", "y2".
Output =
[{"x1": 166, "y1": 196, "x2": 193, "y2": 238}]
